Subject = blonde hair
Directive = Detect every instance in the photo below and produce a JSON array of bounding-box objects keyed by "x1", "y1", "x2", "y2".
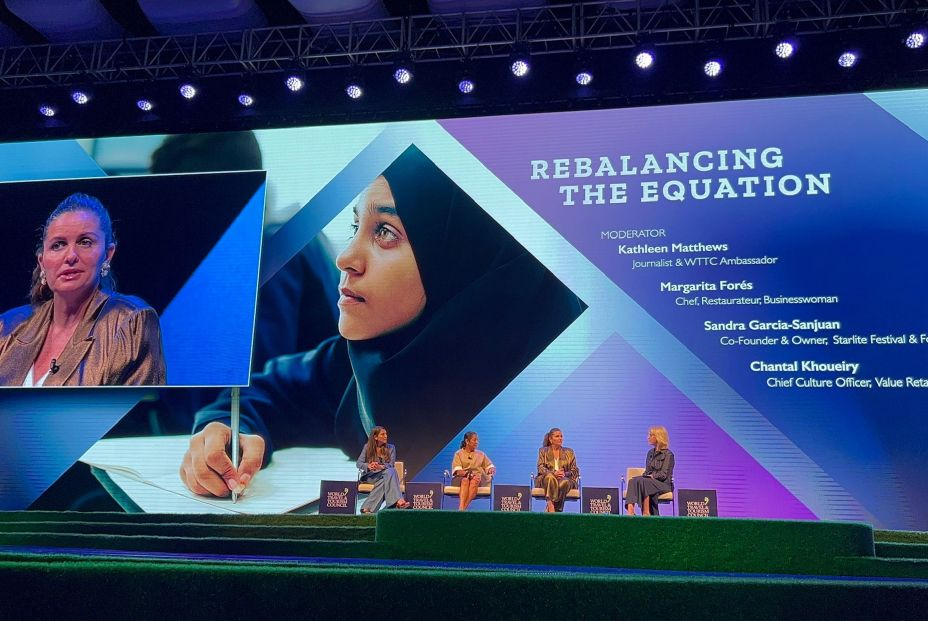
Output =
[{"x1": 649, "y1": 426, "x2": 670, "y2": 450}]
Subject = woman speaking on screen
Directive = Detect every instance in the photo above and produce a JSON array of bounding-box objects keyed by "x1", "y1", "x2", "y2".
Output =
[
  {"x1": 0, "y1": 193, "x2": 166, "y2": 386},
  {"x1": 181, "y1": 145, "x2": 584, "y2": 498}
]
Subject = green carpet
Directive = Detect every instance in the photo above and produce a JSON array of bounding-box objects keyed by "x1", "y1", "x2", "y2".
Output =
[
  {"x1": 3, "y1": 510, "x2": 928, "y2": 619},
  {"x1": 2, "y1": 556, "x2": 926, "y2": 620}
]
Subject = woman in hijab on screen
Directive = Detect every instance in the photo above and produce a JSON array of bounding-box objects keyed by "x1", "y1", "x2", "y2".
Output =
[{"x1": 179, "y1": 145, "x2": 585, "y2": 498}]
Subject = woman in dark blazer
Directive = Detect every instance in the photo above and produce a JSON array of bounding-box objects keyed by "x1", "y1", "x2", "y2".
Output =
[
  {"x1": 536, "y1": 427, "x2": 579, "y2": 512},
  {"x1": 626, "y1": 426, "x2": 675, "y2": 516}
]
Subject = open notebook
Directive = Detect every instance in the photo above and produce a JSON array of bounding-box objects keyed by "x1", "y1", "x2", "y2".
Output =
[{"x1": 79, "y1": 436, "x2": 359, "y2": 514}]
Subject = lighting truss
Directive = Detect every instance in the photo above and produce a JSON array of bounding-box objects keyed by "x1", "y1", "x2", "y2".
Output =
[{"x1": 0, "y1": 0, "x2": 923, "y2": 89}]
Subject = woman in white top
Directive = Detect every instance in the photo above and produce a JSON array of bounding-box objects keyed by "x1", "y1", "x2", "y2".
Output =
[{"x1": 451, "y1": 431, "x2": 495, "y2": 511}]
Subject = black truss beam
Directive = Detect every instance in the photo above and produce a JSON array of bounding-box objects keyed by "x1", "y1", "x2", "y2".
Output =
[{"x1": 0, "y1": 0, "x2": 924, "y2": 88}]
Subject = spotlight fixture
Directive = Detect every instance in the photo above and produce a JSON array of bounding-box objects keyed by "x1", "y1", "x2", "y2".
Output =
[
  {"x1": 458, "y1": 74, "x2": 475, "y2": 94},
  {"x1": 179, "y1": 81, "x2": 199, "y2": 100},
  {"x1": 393, "y1": 63, "x2": 413, "y2": 85},
  {"x1": 237, "y1": 92, "x2": 255, "y2": 107},
  {"x1": 905, "y1": 30, "x2": 926, "y2": 49},
  {"x1": 284, "y1": 74, "x2": 305, "y2": 92},
  {"x1": 38, "y1": 104, "x2": 56, "y2": 117},
  {"x1": 136, "y1": 98, "x2": 154, "y2": 112},
  {"x1": 575, "y1": 69, "x2": 593, "y2": 86},
  {"x1": 703, "y1": 59, "x2": 723, "y2": 77},
  {"x1": 634, "y1": 50, "x2": 655, "y2": 70},
  {"x1": 345, "y1": 82, "x2": 363, "y2": 100},
  {"x1": 509, "y1": 52, "x2": 531, "y2": 78},
  {"x1": 837, "y1": 51, "x2": 858, "y2": 68},
  {"x1": 774, "y1": 39, "x2": 796, "y2": 59},
  {"x1": 70, "y1": 87, "x2": 92, "y2": 105},
  {"x1": 572, "y1": 51, "x2": 593, "y2": 86}
]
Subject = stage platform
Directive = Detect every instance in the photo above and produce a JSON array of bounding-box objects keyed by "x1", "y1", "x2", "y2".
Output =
[{"x1": 2, "y1": 511, "x2": 926, "y2": 619}]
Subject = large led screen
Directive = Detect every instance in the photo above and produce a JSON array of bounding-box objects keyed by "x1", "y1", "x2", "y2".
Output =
[{"x1": 1, "y1": 89, "x2": 926, "y2": 529}]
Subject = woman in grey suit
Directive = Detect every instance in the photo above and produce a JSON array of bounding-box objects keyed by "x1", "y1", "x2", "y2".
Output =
[
  {"x1": 356, "y1": 426, "x2": 410, "y2": 513},
  {"x1": 536, "y1": 428, "x2": 579, "y2": 512},
  {"x1": 625, "y1": 426, "x2": 675, "y2": 516}
]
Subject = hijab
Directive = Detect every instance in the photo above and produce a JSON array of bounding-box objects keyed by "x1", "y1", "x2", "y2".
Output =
[{"x1": 333, "y1": 145, "x2": 585, "y2": 476}]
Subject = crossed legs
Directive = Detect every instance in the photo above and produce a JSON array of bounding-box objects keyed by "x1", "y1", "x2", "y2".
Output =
[{"x1": 458, "y1": 476, "x2": 481, "y2": 511}]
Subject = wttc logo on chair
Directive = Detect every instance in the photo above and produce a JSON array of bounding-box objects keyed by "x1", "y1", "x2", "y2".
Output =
[
  {"x1": 406, "y1": 482, "x2": 443, "y2": 509},
  {"x1": 494, "y1": 484, "x2": 530, "y2": 511},
  {"x1": 678, "y1": 489, "x2": 719, "y2": 517},
  {"x1": 319, "y1": 480, "x2": 358, "y2": 514},
  {"x1": 327, "y1": 488, "x2": 351, "y2": 508},
  {"x1": 589, "y1": 494, "x2": 613, "y2": 514},
  {"x1": 582, "y1": 487, "x2": 620, "y2": 514},
  {"x1": 413, "y1": 489, "x2": 435, "y2": 510},
  {"x1": 501, "y1": 492, "x2": 523, "y2": 512}
]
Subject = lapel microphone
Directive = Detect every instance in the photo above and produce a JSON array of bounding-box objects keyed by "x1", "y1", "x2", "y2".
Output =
[{"x1": 50, "y1": 359, "x2": 60, "y2": 374}]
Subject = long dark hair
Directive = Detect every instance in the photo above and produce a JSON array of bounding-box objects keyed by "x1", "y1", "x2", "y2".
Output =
[
  {"x1": 364, "y1": 426, "x2": 388, "y2": 463},
  {"x1": 30, "y1": 192, "x2": 117, "y2": 306},
  {"x1": 460, "y1": 431, "x2": 477, "y2": 449},
  {"x1": 542, "y1": 427, "x2": 562, "y2": 448}
]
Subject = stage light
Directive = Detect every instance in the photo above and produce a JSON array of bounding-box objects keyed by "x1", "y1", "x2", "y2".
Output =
[
  {"x1": 838, "y1": 51, "x2": 858, "y2": 68},
  {"x1": 179, "y1": 82, "x2": 198, "y2": 99},
  {"x1": 774, "y1": 40, "x2": 796, "y2": 59},
  {"x1": 393, "y1": 63, "x2": 413, "y2": 85},
  {"x1": 575, "y1": 70, "x2": 593, "y2": 86},
  {"x1": 38, "y1": 104, "x2": 56, "y2": 117},
  {"x1": 70, "y1": 88, "x2": 91, "y2": 105},
  {"x1": 510, "y1": 53, "x2": 530, "y2": 78},
  {"x1": 285, "y1": 75, "x2": 305, "y2": 92},
  {"x1": 703, "y1": 59, "x2": 723, "y2": 77},
  {"x1": 905, "y1": 30, "x2": 926, "y2": 49},
  {"x1": 346, "y1": 82, "x2": 363, "y2": 99},
  {"x1": 634, "y1": 51, "x2": 655, "y2": 70},
  {"x1": 237, "y1": 92, "x2": 255, "y2": 107},
  {"x1": 458, "y1": 76, "x2": 475, "y2": 94},
  {"x1": 136, "y1": 98, "x2": 154, "y2": 112}
]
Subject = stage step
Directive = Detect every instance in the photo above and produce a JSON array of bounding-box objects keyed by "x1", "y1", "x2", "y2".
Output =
[
  {"x1": 0, "y1": 520, "x2": 374, "y2": 541},
  {"x1": 875, "y1": 542, "x2": 928, "y2": 560}
]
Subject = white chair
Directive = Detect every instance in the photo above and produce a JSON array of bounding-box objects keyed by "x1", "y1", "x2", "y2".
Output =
[
  {"x1": 530, "y1": 472, "x2": 581, "y2": 508},
  {"x1": 442, "y1": 470, "x2": 492, "y2": 508},
  {"x1": 621, "y1": 467, "x2": 674, "y2": 515},
  {"x1": 358, "y1": 460, "x2": 405, "y2": 494}
]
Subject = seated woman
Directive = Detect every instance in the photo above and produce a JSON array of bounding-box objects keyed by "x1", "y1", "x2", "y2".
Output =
[
  {"x1": 356, "y1": 426, "x2": 410, "y2": 513},
  {"x1": 0, "y1": 192, "x2": 166, "y2": 386},
  {"x1": 625, "y1": 426, "x2": 675, "y2": 516},
  {"x1": 451, "y1": 431, "x2": 495, "y2": 511},
  {"x1": 536, "y1": 428, "x2": 579, "y2": 513}
]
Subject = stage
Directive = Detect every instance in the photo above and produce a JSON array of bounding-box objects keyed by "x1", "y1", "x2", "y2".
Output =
[{"x1": 2, "y1": 510, "x2": 926, "y2": 619}]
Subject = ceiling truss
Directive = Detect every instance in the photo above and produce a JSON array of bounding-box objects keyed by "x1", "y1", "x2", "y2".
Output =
[{"x1": 0, "y1": 0, "x2": 923, "y2": 88}]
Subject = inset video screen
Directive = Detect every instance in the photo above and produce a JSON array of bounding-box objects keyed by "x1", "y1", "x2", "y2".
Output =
[{"x1": 0, "y1": 171, "x2": 266, "y2": 388}]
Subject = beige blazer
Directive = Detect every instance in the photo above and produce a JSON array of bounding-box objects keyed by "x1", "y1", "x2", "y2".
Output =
[
  {"x1": 536, "y1": 446, "x2": 579, "y2": 482},
  {"x1": 0, "y1": 289, "x2": 166, "y2": 386}
]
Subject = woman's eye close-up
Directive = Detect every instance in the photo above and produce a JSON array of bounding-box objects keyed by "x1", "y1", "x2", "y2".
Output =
[{"x1": 374, "y1": 224, "x2": 399, "y2": 243}]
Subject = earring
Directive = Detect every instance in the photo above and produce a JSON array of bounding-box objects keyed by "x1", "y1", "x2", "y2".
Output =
[
  {"x1": 40, "y1": 271, "x2": 46, "y2": 286},
  {"x1": 100, "y1": 262, "x2": 110, "y2": 277}
]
